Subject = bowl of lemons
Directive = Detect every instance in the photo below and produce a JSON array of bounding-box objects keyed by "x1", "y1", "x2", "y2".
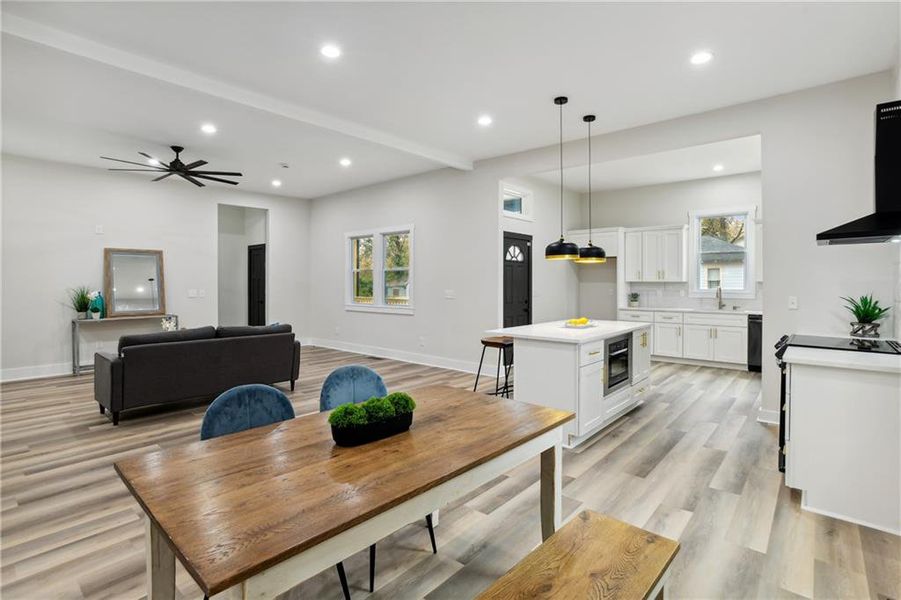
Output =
[{"x1": 564, "y1": 317, "x2": 595, "y2": 329}]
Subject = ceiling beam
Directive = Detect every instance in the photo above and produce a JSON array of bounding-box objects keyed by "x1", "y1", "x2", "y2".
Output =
[{"x1": 2, "y1": 14, "x2": 474, "y2": 171}]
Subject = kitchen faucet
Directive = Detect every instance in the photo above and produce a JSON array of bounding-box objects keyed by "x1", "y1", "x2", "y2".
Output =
[{"x1": 716, "y1": 286, "x2": 726, "y2": 310}]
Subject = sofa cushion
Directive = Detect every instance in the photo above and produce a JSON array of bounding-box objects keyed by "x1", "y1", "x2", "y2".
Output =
[
  {"x1": 118, "y1": 326, "x2": 216, "y2": 355},
  {"x1": 215, "y1": 324, "x2": 292, "y2": 338}
]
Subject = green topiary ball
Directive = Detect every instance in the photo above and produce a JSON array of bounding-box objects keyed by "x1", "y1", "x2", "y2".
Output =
[
  {"x1": 385, "y1": 391, "x2": 416, "y2": 415},
  {"x1": 328, "y1": 403, "x2": 368, "y2": 428},
  {"x1": 362, "y1": 396, "x2": 396, "y2": 422}
]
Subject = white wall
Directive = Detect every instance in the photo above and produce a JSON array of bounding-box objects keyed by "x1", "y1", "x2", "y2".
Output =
[
  {"x1": 1, "y1": 155, "x2": 311, "y2": 380},
  {"x1": 575, "y1": 172, "x2": 762, "y2": 229},
  {"x1": 217, "y1": 205, "x2": 268, "y2": 326},
  {"x1": 306, "y1": 71, "x2": 896, "y2": 420}
]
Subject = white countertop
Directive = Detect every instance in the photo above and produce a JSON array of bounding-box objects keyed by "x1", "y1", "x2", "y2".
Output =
[
  {"x1": 784, "y1": 346, "x2": 901, "y2": 375},
  {"x1": 620, "y1": 306, "x2": 762, "y2": 316},
  {"x1": 488, "y1": 320, "x2": 650, "y2": 344}
]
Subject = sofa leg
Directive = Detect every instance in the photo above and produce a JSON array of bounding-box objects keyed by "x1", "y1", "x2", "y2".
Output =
[
  {"x1": 99, "y1": 404, "x2": 106, "y2": 414},
  {"x1": 290, "y1": 379, "x2": 296, "y2": 391},
  {"x1": 112, "y1": 411, "x2": 119, "y2": 426}
]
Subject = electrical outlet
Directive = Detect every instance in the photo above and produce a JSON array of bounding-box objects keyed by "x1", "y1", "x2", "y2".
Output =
[
  {"x1": 418, "y1": 336, "x2": 426, "y2": 348},
  {"x1": 334, "y1": 326, "x2": 340, "y2": 336},
  {"x1": 679, "y1": 289, "x2": 686, "y2": 297},
  {"x1": 188, "y1": 289, "x2": 198, "y2": 298},
  {"x1": 444, "y1": 289, "x2": 456, "y2": 300},
  {"x1": 788, "y1": 296, "x2": 798, "y2": 310},
  {"x1": 94, "y1": 225, "x2": 104, "y2": 235},
  {"x1": 198, "y1": 289, "x2": 206, "y2": 298}
]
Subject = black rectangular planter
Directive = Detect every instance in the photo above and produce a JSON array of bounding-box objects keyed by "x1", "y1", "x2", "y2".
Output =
[{"x1": 331, "y1": 412, "x2": 413, "y2": 447}]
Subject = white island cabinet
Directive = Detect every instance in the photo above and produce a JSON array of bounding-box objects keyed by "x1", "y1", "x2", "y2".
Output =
[
  {"x1": 784, "y1": 346, "x2": 901, "y2": 534},
  {"x1": 488, "y1": 320, "x2": 652, "y2": 448}
]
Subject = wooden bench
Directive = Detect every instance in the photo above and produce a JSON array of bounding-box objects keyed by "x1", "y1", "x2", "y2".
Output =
[{"x1": 476, "y1": 510, "x2": 680, "y2": 600}]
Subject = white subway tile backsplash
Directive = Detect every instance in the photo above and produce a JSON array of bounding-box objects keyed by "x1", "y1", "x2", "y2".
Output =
[{"x1": 627, "y1": 282, "x2": 764, "y2": 312}]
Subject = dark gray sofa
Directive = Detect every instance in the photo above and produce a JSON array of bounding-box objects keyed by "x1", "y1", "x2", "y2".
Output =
[{"x1": 94, "y1": 324, "x2": 300, "y2": 424}]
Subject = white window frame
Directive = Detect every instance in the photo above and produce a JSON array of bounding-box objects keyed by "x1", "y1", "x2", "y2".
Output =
[
  {"x1": 345, "y1": 224, "x2": 414, "y2": 315},
  {"x1": 688, "y1": 206, "x2": 757, "y2": 299},
  {"x1": 500, "y1": 185, "x2": 534, "y2": 222}
]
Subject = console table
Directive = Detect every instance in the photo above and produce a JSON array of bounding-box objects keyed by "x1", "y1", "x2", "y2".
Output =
[{"x1": 71, "y1": 314, "x2": 179, "y2": 376}]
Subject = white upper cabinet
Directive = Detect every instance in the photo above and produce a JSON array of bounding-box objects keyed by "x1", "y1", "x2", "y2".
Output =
[
  {"x1": 565, "y1": 228, "x2": 620, "y2": 258},
  {"x1": 624, "y1": 231, "x2": 643, "y2": 281},
  {"x1": 625, "y1": 226, "x2": 687, "y2": 282}
]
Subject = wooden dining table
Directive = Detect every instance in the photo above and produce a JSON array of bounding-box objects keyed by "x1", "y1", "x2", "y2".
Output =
[{"x1": 114, "y1": 384, "x2": 574, "y2": 600}]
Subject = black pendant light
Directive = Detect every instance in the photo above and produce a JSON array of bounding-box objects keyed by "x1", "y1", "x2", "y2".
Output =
[
  {"x1": 545, "y1": 96, "x2": 580, "y2": 261},
  {"x1": 575, "y1": 114, "x2": 607, "y2": 264}
]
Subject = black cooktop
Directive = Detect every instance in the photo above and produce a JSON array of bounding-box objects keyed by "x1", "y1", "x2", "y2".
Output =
[{"x1": 787, "y1": 334, "x2": 901, "y2": 355}]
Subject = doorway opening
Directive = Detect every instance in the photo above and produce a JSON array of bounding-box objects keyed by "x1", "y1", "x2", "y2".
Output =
[
  {"x1": 503, "y1": 232, "x2": 532, "y2": 327},
  {"x1": 217, "y1": 205, "x2": 268, "y2": 326}
]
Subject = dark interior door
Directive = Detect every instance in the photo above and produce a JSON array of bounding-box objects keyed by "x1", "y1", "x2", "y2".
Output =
[
  {"x1": 248, "y1": 244, "x2": 266, "y2": 326},
  {"x1": 503, "y1": 232, "x2": 532, "y2": 327}
]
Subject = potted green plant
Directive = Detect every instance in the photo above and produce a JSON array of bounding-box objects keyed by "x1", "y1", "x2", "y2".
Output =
[
  {"x1": 69, "y1": 286, "x2": 92, "y2": 319},
  {"x1": 89, "y1": 306, "x2": 102, "y2": 320},
  {"x1": 841, "y1": 293, "x2": 890, "y2": 338},
  {"x1": 627, "y1": 292, "x2": 640, "y2": 308},
  {"x1": 328, "y1": 392, "x2": 417, "y2": 446}
]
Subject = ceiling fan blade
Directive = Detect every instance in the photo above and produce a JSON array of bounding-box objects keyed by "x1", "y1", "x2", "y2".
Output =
[
  {"x1": 179, "y1": 173, "x2": 205, "y2": 187},
  {"x1": 138, "y1": 151, "x2": 157, "y2": 160},
  {"x1": 183, "y1": 160, "x2": 208, "y2": 170},
  {"x1": 101, "y1": 156, "x2": 162, "y2": 168},
  {"x1": 191, "y1": 174, "x2": 240, "y2": 185},
  {"x1": 108, "y1": 168, "x2": 168, "y2": 172},
  {"x1": 152, "y1": 172, "x2": 175, "y2": 182},
  {"x1": 189, "y1": 170, "x2": 243, "y2": 176}
]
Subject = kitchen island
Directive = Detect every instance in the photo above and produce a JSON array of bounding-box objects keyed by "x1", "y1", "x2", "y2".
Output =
[{"x1": 488, "y1": 320, "x2": 652, "y2": 447}]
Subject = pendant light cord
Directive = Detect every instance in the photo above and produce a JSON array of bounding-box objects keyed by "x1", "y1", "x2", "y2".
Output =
[
  {"x1": 559, "y1": 101, "x2": 564, "y2": 240},
  {"x1": 587, "y1": 118, "x2": 592, "y2": 245}
]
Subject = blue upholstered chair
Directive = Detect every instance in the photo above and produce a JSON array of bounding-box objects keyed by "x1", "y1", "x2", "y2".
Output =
[
  {"x1": 320, "y1": 365, "x2": 437, "y2": 598},
  {"x1": 319, "y1": 364, "x2": 389, "y2": 411},
  {"x1": 200, "y1": 384, "x2": 294, "y2": 441}
]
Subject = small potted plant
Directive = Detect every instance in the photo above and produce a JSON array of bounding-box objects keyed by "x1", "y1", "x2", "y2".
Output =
[
  {"x1": 89, "y1": 306, "x2": 102, "y2": 320},
  {"x1": 328, "y1": 392, "x2": 416, "y2": 447},
  {"x1": 69, "y1": 286, "x2": 92, "y2": 319},
  {"x1": 628, "y1": 292, "x2": 640, "y2": 308},
  {"x1": 841, "y1": 293, "x2": 890, "y2": 338}
]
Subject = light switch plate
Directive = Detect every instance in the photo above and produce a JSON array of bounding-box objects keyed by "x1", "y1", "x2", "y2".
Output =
[
  {"x1": 788, "y1": 296, "x2": 798, "y2": 310},
  {"x1": 188, "y1": 289, "x2": 198, "y2": 298},
  {"x1": 94, "y1": 225, "x2": 104, "y2": 235}
]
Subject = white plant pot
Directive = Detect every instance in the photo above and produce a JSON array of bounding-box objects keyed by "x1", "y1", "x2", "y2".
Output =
[
  {"x1": 628, "y1": 301, "x2": 640, "y2": 308},
  {"x1": 90, "y1": 312, "x2": 101, "y2": 320}
]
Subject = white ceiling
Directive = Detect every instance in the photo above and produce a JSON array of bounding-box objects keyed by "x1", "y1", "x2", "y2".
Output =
[
  {"x1": 533, "y1": 135, "x2": 762, "y2": 193},
  {"x1": 1, "y1": 2, "x2": 897, "y2": 198}
]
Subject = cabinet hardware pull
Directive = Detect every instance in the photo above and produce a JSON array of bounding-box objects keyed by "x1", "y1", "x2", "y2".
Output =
[{"x1": 588, "y1": 350, "x2": 601, "y2": 356}]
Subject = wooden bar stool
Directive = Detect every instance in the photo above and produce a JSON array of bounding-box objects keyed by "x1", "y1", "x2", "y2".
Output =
[
  {"x1": 473, "y1": 336, "x2": 514, "y2": 397},
  {"x1": 476, "y1": 510, "x2": 680, "y2": 600}
]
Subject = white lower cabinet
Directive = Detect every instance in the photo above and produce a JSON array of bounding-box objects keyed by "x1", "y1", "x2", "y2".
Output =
[
  {"x1": 683, "y1": 324, "x2": 714, "y2": 360},
  {"x1": 713, "y1": 326, "x2": 748, "y2": 364},
  {"x1": 654, "y1": 323, "x2": 682, "y2": 357},
  {"x1": 578, "y1": 359, "x2": 604, "y2": 434},
  {"x1": 632, "y1": 328, "x2": 651, "y2": 383}
]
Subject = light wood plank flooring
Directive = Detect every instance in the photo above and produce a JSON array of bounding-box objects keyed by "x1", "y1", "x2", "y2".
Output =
[{"x1": 1, "y1": 347, "x2": 898, "y2": 599}]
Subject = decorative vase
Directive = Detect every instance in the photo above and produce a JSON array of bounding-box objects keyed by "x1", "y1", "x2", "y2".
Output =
[
  {"x1": 331, "y1": 412, "x2": 413, "y2": 447},
  {"x1": 90, "y1": 311, "x2": 101, "y2": 320},
  {"x1": 628, "y1": 301, "x2": 640, "y2": 308},
  {"x1": 850, "y1": 322, "x2": 880, "y2": 338}
]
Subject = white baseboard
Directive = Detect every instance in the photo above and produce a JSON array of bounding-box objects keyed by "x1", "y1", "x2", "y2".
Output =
[
  {"x1": 305, "y1": 338, "x2": 481, "y2": 375},
  {"x1": 651, "y1": 355, "x2": 750, "y2": 371},
  {"x1": 1, "y1": 362, "x2": 72, "y2": 383},
  {"x1": 757, "y1": 408, "x2": 779, "y2": 425}
]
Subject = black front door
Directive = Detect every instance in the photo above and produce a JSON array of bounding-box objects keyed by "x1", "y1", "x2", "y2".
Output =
[
  {"x1": 248, "y1": 244, "x2": 266, "y2": 326},
  {"x1": 503, "y1": 232, "x2": 532, "y2": 327}
]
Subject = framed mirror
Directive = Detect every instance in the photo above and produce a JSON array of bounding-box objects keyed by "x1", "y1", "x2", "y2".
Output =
[{"x1": 103, "y1": 248, "x2": 166, "y2": 317}]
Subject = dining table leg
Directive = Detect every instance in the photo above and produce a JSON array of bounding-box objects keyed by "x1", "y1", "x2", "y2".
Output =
[
  {"x1": 539, "y1": 438, "x2": 562, "y2": 541},
  {"x1": 146, "y1": 517, "x2": 176, "y2": 600}
]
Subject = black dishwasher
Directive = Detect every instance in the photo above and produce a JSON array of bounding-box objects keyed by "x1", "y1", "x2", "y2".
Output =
[{"x1": 747, "y1": 314, "x2": 762, "y2": 372}]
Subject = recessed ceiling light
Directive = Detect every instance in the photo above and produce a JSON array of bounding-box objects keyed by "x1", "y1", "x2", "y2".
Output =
[
  {"x1": 713, "y1": 163, "x2": 724, "y2": 172},
  {"x1": 339, "y1": 157, "x2": 352, "y2": 167},
  {"x1": 147, "y1": 158, "x2": 162, "y2": 166},
  {"x1": 271, "y1": 179, "x2": 282, "y2": 188},
  {"x1": 320, "y1": 44, "x2": 342, "y2": 59},
  {"x1": 477, "y1": 114, "x2": 493, "y2": 127},
  {"x1": 690, "y1": 50, "x2": 714, "y2": 66},
  {"x1": 201, "y1": 123, "x2": 217, "y2": 134}
]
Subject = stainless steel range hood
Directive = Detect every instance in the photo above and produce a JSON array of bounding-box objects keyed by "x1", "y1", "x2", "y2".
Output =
[{"x1": 817, "y1": 100, "x2": 901, "y2": 245}]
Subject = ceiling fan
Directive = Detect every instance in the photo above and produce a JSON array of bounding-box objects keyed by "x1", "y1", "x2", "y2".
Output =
[{"x1": 100, "y1": 145, "x2": 243, "y2": 187}]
